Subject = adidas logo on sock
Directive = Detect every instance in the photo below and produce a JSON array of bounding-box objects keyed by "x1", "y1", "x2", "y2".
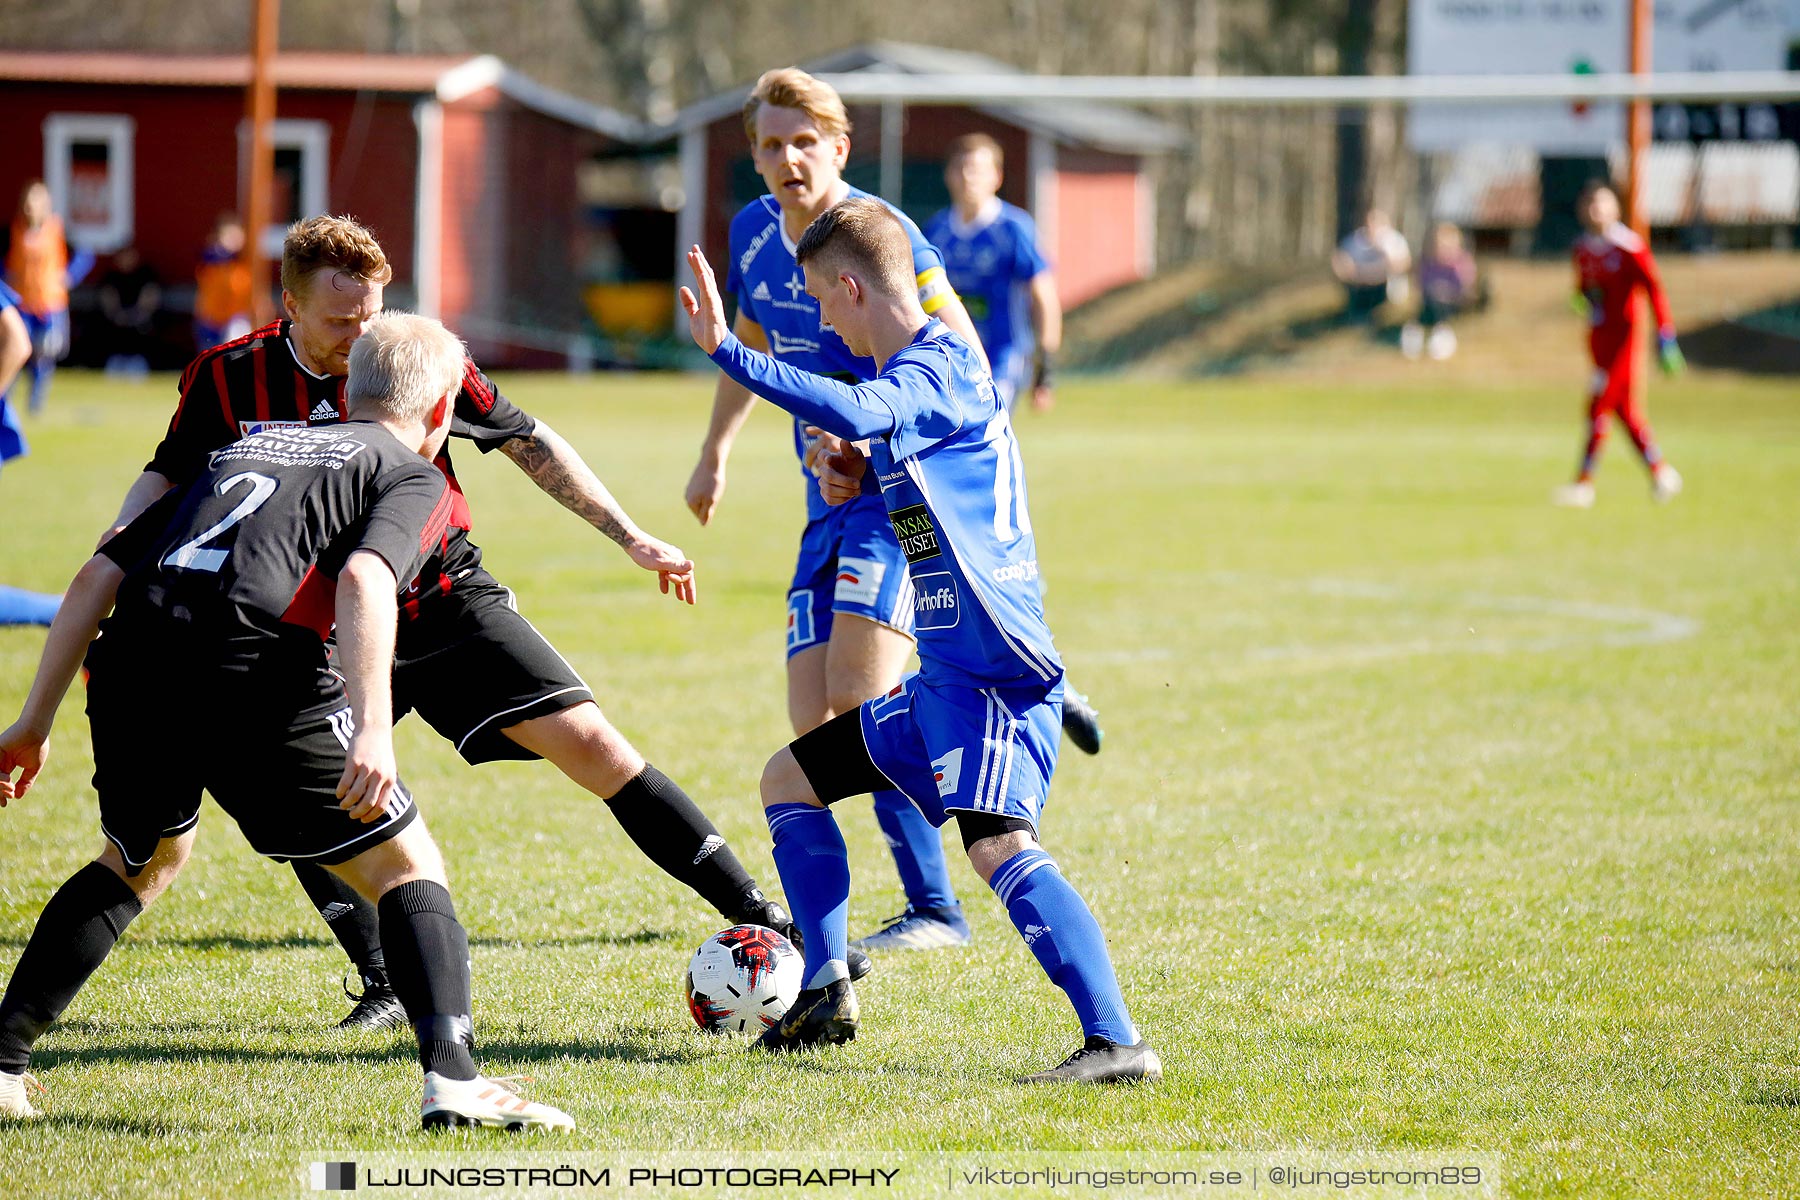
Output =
[
  {"x1": 692, "y1": 834, "x2": 726, "y2": 865},
  {"x1": 1023, "y1": 923, "x2": 1052, "y2": 946},
  {"x1": 319, "y1": 902, "x2": 355, "y2": 921}
]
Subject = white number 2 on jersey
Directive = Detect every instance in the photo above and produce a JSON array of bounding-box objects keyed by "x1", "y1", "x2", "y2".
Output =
[{"x1": 161, "y1": 472, "x2": 279, "y2": 573}]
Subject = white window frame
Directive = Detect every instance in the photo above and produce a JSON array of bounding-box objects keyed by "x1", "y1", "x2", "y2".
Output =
[
  {"x1": 239, "y1": 118, "x2": 330, "y2": 256},
  {"x1": 42, "y1": 113, "x2": 135, "y2": 252}
]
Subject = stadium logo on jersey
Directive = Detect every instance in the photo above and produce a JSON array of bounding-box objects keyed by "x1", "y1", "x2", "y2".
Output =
[
  {"x1": 769, "y1": 331, "x2": 822, "y2": 356},
  {"x1": 911, "y1": 571, "x2": 961, "y2": 630},
  {"x1": 750, "y1": 280, "x2": 772, "y2": 302},
  {"x1": 930, "y1": 747, "x2": 964, "y2": 798},
  {"x1": 309, "y1": 398, "x2": 339, "y2": 422},
  {"x1": 833, "y1": 557, "x2": 885, "y2": 607},
  {"x1": 237, "y1": 419, "x2": 306, "y2": 437},
  {"x1": 889, "y1": 505, "x2": 942, "y2": 564}
]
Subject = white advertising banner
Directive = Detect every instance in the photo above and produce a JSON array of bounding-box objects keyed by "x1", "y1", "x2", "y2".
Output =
[{"x1": 1407, "y1": 0, "x2": 1791, "y2": 152}]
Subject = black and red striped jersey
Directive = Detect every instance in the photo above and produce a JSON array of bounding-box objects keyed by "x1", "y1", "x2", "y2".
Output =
[
  {"x1": 146, "y1": 319, "x2": 534, "y2": 608},
  {"x1": 101, "y1": 422, "x2": 452, "y2": 712}
]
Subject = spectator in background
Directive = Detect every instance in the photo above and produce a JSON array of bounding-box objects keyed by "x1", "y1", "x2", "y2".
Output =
[
  {"x1": 1401, "y1": 222, "x2": 1478, "y2": 361},
  {"x1": 96, "y1": 247, "x2": 162, "y2": 378},
  {"x1": 194, "y1": 213, "x2": 253, "y2": 351},
  {"x1": 4, "y1": 180, "x2": 91, "y2": 415},
  {"x1": 925, "y1": 133, "x2": 1063, "y2": 412},
  {"x1": 1330, "y1": 207, "x2": 1410, "y2": 324}
]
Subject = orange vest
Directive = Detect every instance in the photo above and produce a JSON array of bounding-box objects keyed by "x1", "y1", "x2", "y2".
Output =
[
  {"x1": 7, "y1": 214, "x2": 69, "y2": 315},
  {"x1": 195, "y1": 254, "x2": 254, "y2": 327}
]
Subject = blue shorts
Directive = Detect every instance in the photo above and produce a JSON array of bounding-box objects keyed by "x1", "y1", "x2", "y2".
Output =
[
  {"x1": 858, "y1": 672, "x2": 1063, "y2": 829},
  {"x1": 785, "y1": 492, "x2": 914, "y2": 658}
]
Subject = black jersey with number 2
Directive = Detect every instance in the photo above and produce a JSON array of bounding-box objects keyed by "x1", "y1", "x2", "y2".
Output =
[{"x1": 100, "y1": 422, "x2": 453, "y2": 670}]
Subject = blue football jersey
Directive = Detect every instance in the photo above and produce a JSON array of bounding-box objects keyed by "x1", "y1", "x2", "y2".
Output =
[
  {"x1": 0, "y1": 281, "x2": 19, "y2": 311},
  {"x1": 709, "y1": 320, "x2": 1063, "y2": 691},
  {"x1": 725, "y1": 186, "x2": 954, "y2": 520},
  {"x1": 923, "y1": 200, "x2": 1048, "y2": 387}
]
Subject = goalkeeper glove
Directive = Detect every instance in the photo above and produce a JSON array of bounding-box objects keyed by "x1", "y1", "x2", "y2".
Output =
[{"x1": 1657, "y1": 331, "x2": 1685, "y2": 376}]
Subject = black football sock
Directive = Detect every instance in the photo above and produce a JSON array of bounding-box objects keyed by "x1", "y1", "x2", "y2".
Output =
[
  {"x1": 291, "y1": 859, "x2": 389, "y2": 988},
  {"x1": 604, "y1": 764, "x2": 760, "y2": 920},
  {"x1": 0, "y1": 862, "x2": 143, "y2": 1074},
  {"x1": 377, "y1": 880, "x2": 477, "y2": 1081}
]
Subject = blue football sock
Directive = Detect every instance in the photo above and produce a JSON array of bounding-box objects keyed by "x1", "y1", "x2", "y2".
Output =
[
  {"x1": 873, "y1": 789, "x2": 958, "y2": 912},
  {"x1": 989, "y1": 848, "x2": 1136, "y2": 1044},
  {"x1": 766, "y1": 803, "x2": 851, "y2": 988}
]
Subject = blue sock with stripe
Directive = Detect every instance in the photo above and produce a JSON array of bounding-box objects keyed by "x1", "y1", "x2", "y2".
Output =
[
  {"x1": 765, "y1": 803, "x2": 851, "y2": 989},
  {"x1": 873, "y1": 789, "x2": 958, "y2": 912},
  {"x1": 989, "y1": 848, "x2": 1136, "y2": 1044}
]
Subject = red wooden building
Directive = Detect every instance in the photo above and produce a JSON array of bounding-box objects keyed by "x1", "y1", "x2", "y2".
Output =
[
  {"x1": 0, "y1": 50, "x2": 641, "y2": 365},
  {"x1": 668, "y1": 42, "x2": 1179, "y2": 309}
]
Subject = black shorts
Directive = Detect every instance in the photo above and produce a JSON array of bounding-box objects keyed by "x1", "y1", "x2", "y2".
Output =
[
  {"x1": 86, "y1": 650, "x2": 418, "y2": 877},
  {"x1": 393, "y1": 570, "x2": 593, "y2": 765}
]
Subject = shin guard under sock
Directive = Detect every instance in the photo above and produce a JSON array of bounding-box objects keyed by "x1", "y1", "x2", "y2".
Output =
[
  {"x1": 765, "y1": 803, "x2": 851, "y2": 988},
  {"x1": 0, "y1": 862, "x2": 143, "y2": 1073},
  {"x1": 377, "y1": 880, "x2": 477, "y2": 1080},
  {"x1": 606, "y1": 765, "x2": 759, "y2": 919},
  {"x1": 291, "y1": 859, "x2": 388, "y2": 988},
  {"x1": 988, "y1": 849, "x2": 1137, "y2": 1045}
]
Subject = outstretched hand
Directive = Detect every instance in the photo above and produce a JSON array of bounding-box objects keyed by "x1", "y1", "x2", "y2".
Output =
[
  {"x1": 680, "y1": 246, "x2": 730, "y2": 355},
  {"x1": 626, "y1": 533, "x2": 698, "y2": 605},
  {"x1": 0, "y1": 720, "x2": 48, "y2": 807}
]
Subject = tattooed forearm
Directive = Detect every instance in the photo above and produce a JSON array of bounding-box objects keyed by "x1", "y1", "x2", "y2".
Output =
[{"x1": 501, "y1": 422, "x2": 638, "y2": 546}]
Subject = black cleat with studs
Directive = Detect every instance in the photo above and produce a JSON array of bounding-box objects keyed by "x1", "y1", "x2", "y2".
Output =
[
  {"x1": 339, "y1": 979, "x2": 409, "y2": 1031},
  {"x1": 755, "y1": 978, "x2": 859, "y2": 1052},
  {"x1": 1018, "y1": 1036, "x2": 1162, "y2": 1084}
]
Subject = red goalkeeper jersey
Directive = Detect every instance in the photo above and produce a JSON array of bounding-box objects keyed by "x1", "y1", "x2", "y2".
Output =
[{"x1": 1573, "y1": 223, "x2": 1673, "y2": 335}]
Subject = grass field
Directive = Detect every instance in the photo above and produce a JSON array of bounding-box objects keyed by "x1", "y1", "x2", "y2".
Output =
[{"x1": 0, "y1": 364, "x2": 1796, "y2": 1198}]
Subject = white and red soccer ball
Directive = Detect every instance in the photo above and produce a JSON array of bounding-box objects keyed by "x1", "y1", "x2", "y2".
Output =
[{"x1": 684, "y1": 924, "x2": 803, "y2": 1034}]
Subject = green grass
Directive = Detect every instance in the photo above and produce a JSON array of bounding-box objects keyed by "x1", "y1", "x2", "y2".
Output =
[{"x1": 1, "y1": 366, "x2": 1797, "y2": 1197}]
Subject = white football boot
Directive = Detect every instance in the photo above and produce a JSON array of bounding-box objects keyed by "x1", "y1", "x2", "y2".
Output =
[
  {"x1": 0, "y1": 1071, "x2": 44, "y2": 1119},
  {"x1": 1651, "y1": 464, "x2": 1683, "y2": 503},
  {"x1": 1553, "y1": 481, "x2": 1596, "y2": 509},
  {"x1": 421, "y1": 1073, "x2": 575, "y2": 1131}
]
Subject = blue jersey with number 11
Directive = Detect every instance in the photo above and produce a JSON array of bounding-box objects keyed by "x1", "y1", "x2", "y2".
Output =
[
  {"x1": 708, "y1": 321, "x2": 1062, "y2": 692},
  {"x1": 725, "y1": 186, "x2": 953, "y2": 520}
]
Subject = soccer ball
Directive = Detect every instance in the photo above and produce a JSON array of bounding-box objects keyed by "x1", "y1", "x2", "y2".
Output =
[{"x1": 684, "y1": 924, "x2": 803, "y2": 1034}]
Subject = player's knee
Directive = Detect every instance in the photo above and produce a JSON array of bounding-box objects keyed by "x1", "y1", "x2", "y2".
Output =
[
  {"x1": 98, "y1": 834, "x2": 192, "y2": 906},
  {"x1": 955, "y1": 814, "x2": 1038, "y2": 883},
  {"x1": 512, "y1": 703, "x2": 643, "y2": 783},
  {"x1": 760, "y1": 748, "x2": 821, "y2": 810}
]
